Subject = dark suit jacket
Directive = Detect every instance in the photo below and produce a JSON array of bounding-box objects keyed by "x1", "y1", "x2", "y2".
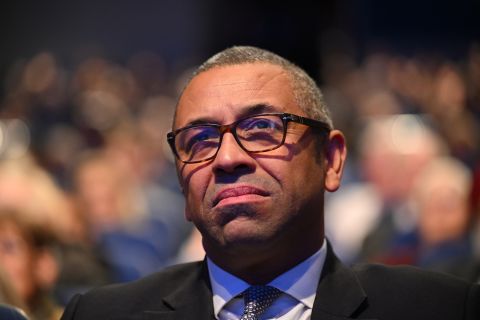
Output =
[{"x1": 61, "y1": 246, "x2": 480, "y2": 320}]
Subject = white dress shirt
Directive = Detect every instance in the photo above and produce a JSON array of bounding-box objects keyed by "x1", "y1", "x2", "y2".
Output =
[{"x1": 207, "y1": 240, "x2": 327, "y2": 320}]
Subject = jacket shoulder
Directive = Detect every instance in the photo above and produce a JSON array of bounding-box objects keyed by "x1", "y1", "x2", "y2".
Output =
[
  {"x1": 89, "y1": 261, "x2": 203, "y2": 298},
  {"x1": 352, "y1": 263, "x2": 471, "y2": 290},
  {"x1": 351, "y1": 263, "x2": 480, "y2": 319},
  {"x1": 61, "y1": 261, "x2": 205, "y2": 319}
]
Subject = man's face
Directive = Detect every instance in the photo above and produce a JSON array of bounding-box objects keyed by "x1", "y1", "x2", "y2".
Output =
[{"x1": 174, "y1": 63, "x2": 328, "y2": 260}]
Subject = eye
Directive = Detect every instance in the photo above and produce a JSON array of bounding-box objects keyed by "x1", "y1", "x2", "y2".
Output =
[
  {"x1": 179, "y1": 127, "x2": 219, "y2": 154},
  {"x1": 0, "y1": 239, "x2": 21, "y2": 254},
  {"x1": 237, "y1": 116, "x2": 284, "y2": 145},
  {"x1": 241, "y1": 117, "x2": 279, "y2": 132}
]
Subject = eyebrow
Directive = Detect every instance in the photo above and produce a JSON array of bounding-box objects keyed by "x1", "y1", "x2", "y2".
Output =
[{"x1": 183, "y1": 103, "x2": 281, "y2": 127}]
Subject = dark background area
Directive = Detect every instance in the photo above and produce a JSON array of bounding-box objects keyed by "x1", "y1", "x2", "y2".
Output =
[{"x1": 1, "y1": 0, "x2": 479, "y2": 100}]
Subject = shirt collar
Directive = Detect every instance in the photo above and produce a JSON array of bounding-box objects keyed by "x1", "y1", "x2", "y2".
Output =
[{"x1": 207, "y1": 239, "x2": 327, "y2": 318}]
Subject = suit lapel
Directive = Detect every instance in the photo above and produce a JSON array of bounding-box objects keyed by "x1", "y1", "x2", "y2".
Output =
[
  {"x1": 143, "y1": 260, "x2": 215, "y2": 320},
  {"x1": 311, "y1": 243, "x2": 376, "y2": 320},
  {"x1": 138, "y1": 245, "x2": 375, "y2": 320}
]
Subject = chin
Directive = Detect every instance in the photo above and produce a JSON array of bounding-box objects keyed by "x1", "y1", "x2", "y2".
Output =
[
  {"x1": 221, "y1": 221, "x2": 273, "y2": 247},
  {"x1": 212, "y1": 202, "x2": 264, "y2": 226}
]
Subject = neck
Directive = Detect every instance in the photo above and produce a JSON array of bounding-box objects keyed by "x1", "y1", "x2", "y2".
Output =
[{"x1": 205, "y1": 233, "x2": 324, "y2": 284}]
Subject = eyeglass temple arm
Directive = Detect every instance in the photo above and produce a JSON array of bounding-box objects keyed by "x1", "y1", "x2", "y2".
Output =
[{"x1": 283, "y1": 113, "x2": 331, "y2": 131}]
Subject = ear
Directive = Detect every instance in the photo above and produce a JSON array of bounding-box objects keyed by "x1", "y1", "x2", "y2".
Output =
[{"x1": 324, "y1": 130, "x2": 347, "y2": 192}]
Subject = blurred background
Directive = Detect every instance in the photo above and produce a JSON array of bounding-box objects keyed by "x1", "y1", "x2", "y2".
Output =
[{"x1": 0, "y1": 0, "x2": 479, "y2": 319}]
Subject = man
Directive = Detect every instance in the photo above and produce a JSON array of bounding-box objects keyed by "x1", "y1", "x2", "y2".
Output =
[{"x1": 61, "y1": 46, "x2": 480, "y2": 319}]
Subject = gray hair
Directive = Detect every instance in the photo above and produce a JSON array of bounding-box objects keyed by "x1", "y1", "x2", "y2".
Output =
[{"x1": 179, "y1": 46, "x2": 333, "y2": 129}]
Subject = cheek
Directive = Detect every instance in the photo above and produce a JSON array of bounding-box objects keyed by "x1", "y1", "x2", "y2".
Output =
[
  {"x1": 2, "y1": 251, "x2": 35, "y2": 300},
  {"x1": 255, "y1": 158, "x2": 286, "y2": 189},
  {"x1": 256, "y1": 143, "x2": 324, "y2": 191},
  {"x1": 182, "y1": 166, "x2": 211, "y2": 217}
]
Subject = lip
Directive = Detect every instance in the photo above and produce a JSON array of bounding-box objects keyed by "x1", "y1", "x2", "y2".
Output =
[{"x1": 212, "y1": 185, "x2": 270, "y2": 207}]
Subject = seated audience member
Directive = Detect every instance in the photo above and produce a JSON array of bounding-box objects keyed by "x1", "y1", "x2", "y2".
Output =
[
  {"x1": 0, "y1": 209, "x2": 63, "y2": 320},
  {"x1": 382, "y1": 157, "x2": 480, "y2": 281},
  {"x1": 72, "y1": 150, "x2": 187, "y2": 281},
  {"x1": 0, "y1": 264, "x2": 25, "y2": 308},
  {"x1": 0, "y1": 156, "x2": 111, "y2": 305},
  {"x1": 61, "y1": 46, "x2": 479, "y2": 320},
  {"x1": 326, "y1": 114, "x2": 447, "y2": 263}
]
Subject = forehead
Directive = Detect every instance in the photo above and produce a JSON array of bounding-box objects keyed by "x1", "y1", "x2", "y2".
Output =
[{"x1": 174, "y1": 63, "x2": 301, "y2": 128}]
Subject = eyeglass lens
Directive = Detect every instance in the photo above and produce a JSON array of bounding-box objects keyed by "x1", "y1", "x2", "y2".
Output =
[{"x1": 175, "y1": 114, "x2": 285, "y2": 162}]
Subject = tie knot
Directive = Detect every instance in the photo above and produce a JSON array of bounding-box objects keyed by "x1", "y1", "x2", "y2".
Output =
[{"x1": 240, "y1": 286, "x2": 282, "y2": 320}]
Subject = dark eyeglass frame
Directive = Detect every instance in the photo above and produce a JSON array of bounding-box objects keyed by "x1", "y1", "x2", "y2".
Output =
[{"x1": 167, "y1": 112, "x2": 331, "y2": 164}]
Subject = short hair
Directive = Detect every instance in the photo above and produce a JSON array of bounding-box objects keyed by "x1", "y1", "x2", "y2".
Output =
[{"x1": 178, "y1": 46, "x2": 333, "y2": 129}]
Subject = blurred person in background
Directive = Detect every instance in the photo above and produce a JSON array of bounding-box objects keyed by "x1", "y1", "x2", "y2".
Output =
[
  {"x1": 0, "y1": 209, "x2": 61, "y2": 320},
  {"x1": 0, "y1": 264, "x2": 27, "y2": 313},
  {"x1": 72, "y1": 145, "x2": 188, "y2": 282},
  {"x1": 0, "y1": 156, "x2": 78, "y2": 240},
  {"x1": 325, "y1": 114, "x2": 447, "y2": 263},
  {"x1": 412, "y1": 157, "x2": 478, "y2": 280},
  {"x1": 358, "y1": 115, "x2": 448, "y2": 261},
  {"x1": 0, "y1": 155, "x2": 111, "y2": 306},
  {"x1": 379, "y1": 157, "x2": 480, "y2": 282},
  {"x1": 73, "y1": 149, "x2": 158, "y2": 281}
]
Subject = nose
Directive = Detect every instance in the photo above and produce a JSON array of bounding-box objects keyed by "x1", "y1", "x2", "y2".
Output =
[{"x1": 211, "y1": 132, "x2": 256, "y2": 175}]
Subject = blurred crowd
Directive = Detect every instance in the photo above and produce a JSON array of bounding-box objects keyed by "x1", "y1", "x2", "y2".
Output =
[
  {"x1": 323, "y1": 44, "x2": 480, "y2": 281},
  {"x1": 0, "y1": 43, "x2": 479, "y2": 319}
]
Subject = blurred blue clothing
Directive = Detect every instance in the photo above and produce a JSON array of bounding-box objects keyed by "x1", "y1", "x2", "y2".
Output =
[
  {"x1": 98, "y1": 183, "x2": 191, "y2": 283},
  {"x1": 0, "y1": 304, "x2": 28, "y2": 320},
  {"x1": 381, "y1": 230, "x2": 480, "y2": 282}
]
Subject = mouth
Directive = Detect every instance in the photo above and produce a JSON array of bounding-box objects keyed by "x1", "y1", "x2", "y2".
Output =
[{"x1": 212, "y1": 185, "x2": 270, "y2": 208}]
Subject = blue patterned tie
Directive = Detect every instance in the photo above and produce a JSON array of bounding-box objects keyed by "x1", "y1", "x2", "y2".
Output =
[{"x1": 240, "y1": 285, "x2": 282, "y2": 320}]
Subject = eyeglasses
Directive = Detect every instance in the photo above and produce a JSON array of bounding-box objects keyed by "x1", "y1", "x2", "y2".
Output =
[{"x1": 167, "y1": 113, "x2": 331, "y2": 164}]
